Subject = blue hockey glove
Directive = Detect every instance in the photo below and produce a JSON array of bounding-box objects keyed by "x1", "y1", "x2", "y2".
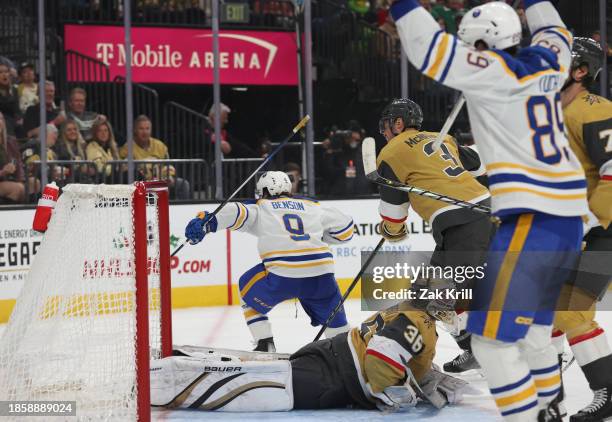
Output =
[{"x1": 185, "y1": 211, "x2": 218, "y2": 245}]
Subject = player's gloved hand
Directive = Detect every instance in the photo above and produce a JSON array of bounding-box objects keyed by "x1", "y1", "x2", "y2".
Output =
[
  {"x1": 185, "y1": 211, "x2": 218, "y2": 245},
  {"x1": 367, "y1": 380, "x2": 417, "y2": 412},
  {"x1": 381, "y1": 220, "x2": 408, "y2": 242}
]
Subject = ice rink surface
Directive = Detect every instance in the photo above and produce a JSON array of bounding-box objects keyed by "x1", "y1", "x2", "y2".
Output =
[{"x1": 150, "y1": 299, "x2": 612, "y2": 421}]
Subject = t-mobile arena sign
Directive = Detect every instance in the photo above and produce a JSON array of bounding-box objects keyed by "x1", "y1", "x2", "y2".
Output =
[{"x1": 64, "y1": 25, "x2": 298, "y2": 85}]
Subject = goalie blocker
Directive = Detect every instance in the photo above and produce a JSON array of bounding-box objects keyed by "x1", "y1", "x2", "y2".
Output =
[{"x1": 151, "y1": 279, "x2": 470, "y2": 412}]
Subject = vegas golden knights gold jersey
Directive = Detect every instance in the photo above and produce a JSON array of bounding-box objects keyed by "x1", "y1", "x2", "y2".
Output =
[
  {"x1": 347, "y1": 304, "x2": 437, "y2": 394},
  {"x1": 563, "y1": 91, "x2": 612, "y2": 229},
  {"x1": 377, "y1": 129, "x2": 490, "y2": 237}
]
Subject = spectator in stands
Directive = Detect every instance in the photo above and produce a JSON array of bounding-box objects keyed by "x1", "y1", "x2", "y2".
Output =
[
  {"x1": 284, "y1": 162, "x2": 302, "y2": 195},
  {"x1": 431, "y1": 0, "x2": 465, "y2": 34},
  {"x1": 591, "y1": 30, "x2": 612, "y2": 57},
  {"x1": 55, "y1": 120, "x2": 87, "y2": 161},
  {"x1": 24, "y1": 81, "x2": 66, "y2": 139},
  {"x1": 119, "y1": 114, "x2": 190, "y2": 199},
  {"x1": 17, "y1": 63, "x2": 38, "y2": 114},
  {"x1": 319, "y1": 120, "x2": 375, "y2": 196},
  {"x1": 66, "y1": 87, "x2": 107, "y2": 141},
  {"x1": 207, "y1": 103, "x2": 257, "y2": 158},
  {"x1": 0, "y1": 112, "x2": 25, "y2": 203},
  {"x1": 0, "y1": 56, "x2": 17, "y2": 83},
  {"x1": 23, "y1": 124, "x2": 61, "y2": 189},
  {"x1": 0, "y1": 63, "x2": 22, "y2": 137},
  {"x1": 86, "y1": 120, "x2": 121, "y2": 182}
]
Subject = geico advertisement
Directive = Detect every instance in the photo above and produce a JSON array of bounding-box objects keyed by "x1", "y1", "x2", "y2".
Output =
[{"x1": 0, "y1": 199, "x2": 435, "y2": 300}]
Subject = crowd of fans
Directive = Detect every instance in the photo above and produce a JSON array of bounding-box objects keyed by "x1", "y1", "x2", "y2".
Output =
[{"x1": 0, "y1": 60, "x2": 190, "y2": 204}]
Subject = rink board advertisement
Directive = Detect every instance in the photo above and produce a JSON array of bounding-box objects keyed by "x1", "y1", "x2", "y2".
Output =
[
  {"x1": 64, "y1": 25, "x2": 299, "y2": 85},
  {"x1": 0, "y1": 199, "x2": 433, "y2": 322}
]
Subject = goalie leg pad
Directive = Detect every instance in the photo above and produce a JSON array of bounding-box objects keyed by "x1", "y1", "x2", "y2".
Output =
[
  {"x1": 150, "y1": 356, "x2": 294, "y2": 411},
  {"x1": 471, "y1": 334, "x2": 539, "y2": 421}
]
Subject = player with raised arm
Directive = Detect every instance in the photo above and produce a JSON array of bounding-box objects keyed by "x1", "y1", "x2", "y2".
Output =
[
  {"x1": 376, "y1": 98, "x2": 493, "y2": 373},
  {"x1": 185, "y1": 171, "x2": 354, "y2": 352},
  {"x1": 150, "y1": 278, "x2": 470, "y2": 412},
  {"x1": 552, "y1": 37, "x2": 612, "y2": 422},
  {"x1": 389, "y1": 0, "x2": 588, "y2": 420}
]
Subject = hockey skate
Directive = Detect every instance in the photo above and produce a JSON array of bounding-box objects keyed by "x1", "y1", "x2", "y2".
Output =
[
  {"x1": 443, "y1": 350, "x2": 481, "y2": 374},
  {"x1": 253, "y1": 337, "x2": 276, "y2": 353},
  {"x1": 570, "y1": 386, "x2": 612, "y2": 422}
]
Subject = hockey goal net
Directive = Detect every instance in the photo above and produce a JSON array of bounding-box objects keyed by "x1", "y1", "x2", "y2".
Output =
[{"x1": 0, "y1": 182, "x2": 172, "y2": 421}]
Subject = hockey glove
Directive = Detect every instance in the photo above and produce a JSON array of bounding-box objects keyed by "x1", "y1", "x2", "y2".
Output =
[
  {"x1": 381, "y1": 220, "x2": 408, "y2": 242},
  {"x1": 417, "y1": 368, "x2": 469, "y2": 408},
  {"x1": 185, "y1": 211, "x2": 218, "y2": 245},
  {"x1": 367, "y1": 380, "x2": 418, "y2": 412}
]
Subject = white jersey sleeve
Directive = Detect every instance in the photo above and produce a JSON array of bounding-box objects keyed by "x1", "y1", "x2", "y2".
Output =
[
  {"x1": 214, "y1": 202, "x2": 259, "y2": 235},
  {"x1": 390, "y1": 0, "x2": 571, "y2": 97},
  {"x1": 525, "y1": 0, "x2": 573, "y2": 71},
  {"x1": 320, "y1": 205, "x2": 355, "y2": 244}
]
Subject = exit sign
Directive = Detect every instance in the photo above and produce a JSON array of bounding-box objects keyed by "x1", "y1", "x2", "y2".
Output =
[{"x1": 221, "y1": 3, "x2": 250, "y2": 23}]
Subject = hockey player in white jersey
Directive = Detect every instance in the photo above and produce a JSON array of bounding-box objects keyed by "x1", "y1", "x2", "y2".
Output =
[
  {"x1": 389, "y1": 0, "x2": 589, "y2": 420},
  {"x1": 185, "y1": 171, "x2": 354, "y2": 352}
]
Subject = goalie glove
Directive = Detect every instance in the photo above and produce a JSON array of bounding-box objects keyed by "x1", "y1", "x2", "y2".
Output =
[
  {"x1": 367, "y1": 379, "x2": 418, "y2": 412},
  {"x1": 381, "y1": 220, "x2": 408, "y2": 242},
  {"x1": 416, "y1": 367, "x2": 469, "y2": 409}
]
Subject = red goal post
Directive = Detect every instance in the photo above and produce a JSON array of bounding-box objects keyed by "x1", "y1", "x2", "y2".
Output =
[{"x1": 0, "y1": 182, "x2": 173, "y2": 422}]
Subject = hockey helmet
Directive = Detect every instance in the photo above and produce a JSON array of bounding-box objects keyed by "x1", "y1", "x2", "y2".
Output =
[
  {"x1": 255, "y1": 171, "x2": 292, "y2": 198},
  {"x1": 571, "y1": 37, "x2": 604, "y2": 80},
  {"x1": 409, "y1": 277, "x2": 457, "y2": 325},
  {"x1": 378, "y1": 98, "x2": 423, "y2": 134},
  {"x1": 458, "y1": 2, "x2": 521, "y2": 50}
]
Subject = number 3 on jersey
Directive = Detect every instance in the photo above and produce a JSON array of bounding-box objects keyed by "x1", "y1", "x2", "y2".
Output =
[
  {"x1": 527, "y1": 93, "x2": 565, "y2": 165},
  {"x1": 283, "y1": 214, "x2": 310, "y2": 241}
]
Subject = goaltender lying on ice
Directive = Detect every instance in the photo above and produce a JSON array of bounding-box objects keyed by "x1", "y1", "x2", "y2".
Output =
[{"x1": 150, "y1": 280, "x2": 475, "y2": 412}]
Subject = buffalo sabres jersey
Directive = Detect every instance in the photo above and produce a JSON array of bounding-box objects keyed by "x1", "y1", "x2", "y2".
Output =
[
  {"x1": 215, "y1": 196, "x2": 354, "y2": 278},
  {"x1": 391, "y1": 0, "x2": 588, "y2": 217},
  {"x1": 377, "y1": 129, "x2": 490, "y2": 229},
  {"x1": 348, "y1": 304, "x2": 438, "y2": 396},
  {"x1": 564, "y1": 91, "x2": 612, "y2": 229}
]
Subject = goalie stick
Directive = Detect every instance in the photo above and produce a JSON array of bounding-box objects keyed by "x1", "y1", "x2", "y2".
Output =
[
  {"x1": 171, "y1": 115, "x2": 311, "y2": 257},
  {"x1": 313, "y1": 237, "x2": 386, "y2": 341},
  {"x1": 362, "y1": 137, "x2": 491, "y2": 214}
]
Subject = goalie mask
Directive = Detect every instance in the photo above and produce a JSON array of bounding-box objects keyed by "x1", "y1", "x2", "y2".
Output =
[
  {"x1": 379, "y1": 98, "x2": 423, "y2": 135},
  {"x1": 409, "y1": 277, "x2": 457, "y2": 325},
  {"x1": 255, "y1": 171, "x2": 292, "y2": 198},
  {"x1": 458, "y1": 2, "x2": 521, "y2": 50}
]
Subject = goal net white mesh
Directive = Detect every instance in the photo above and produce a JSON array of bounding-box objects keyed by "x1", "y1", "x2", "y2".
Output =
[{"x1": 0, "y1": 184, "x2": 164, "y2": 421}]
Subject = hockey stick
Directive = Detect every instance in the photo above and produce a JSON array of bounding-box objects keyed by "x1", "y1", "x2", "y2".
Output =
[
  {"x1": 171, "y1": 115, "x2": 311, "y2": 257},
  {"x1": 362, "y1": 138, "x2": 491, "y2": 214},
  {"x1": 313, "y1": 237, "x2": 386, "y2": 342},
  {"x1": 431, "y1": 95, "x2": 466, "y2": 152}
]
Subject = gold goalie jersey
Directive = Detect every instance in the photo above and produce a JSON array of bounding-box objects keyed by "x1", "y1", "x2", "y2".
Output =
[
  {"x1": 564, "y1": 91, "x2": 612, "y2": 228},
  {"x1": 377, "y1": 129, "x2": 490, "y2": 235},
  {"x1": 347, "y1": 304, "x2": 437, "y2": 396}
]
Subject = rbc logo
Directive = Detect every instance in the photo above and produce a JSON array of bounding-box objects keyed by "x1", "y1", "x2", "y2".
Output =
[{"x1": 473, "y1": 9, "x2": 481, "y2": 17}]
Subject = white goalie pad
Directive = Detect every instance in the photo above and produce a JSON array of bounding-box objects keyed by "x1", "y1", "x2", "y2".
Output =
[
  {"x1": 172, "y1": 344, "x2": 290, "y2": 362},
  {"x1": 150, "y1": 356, "x2": 294, "y2": 411}
]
